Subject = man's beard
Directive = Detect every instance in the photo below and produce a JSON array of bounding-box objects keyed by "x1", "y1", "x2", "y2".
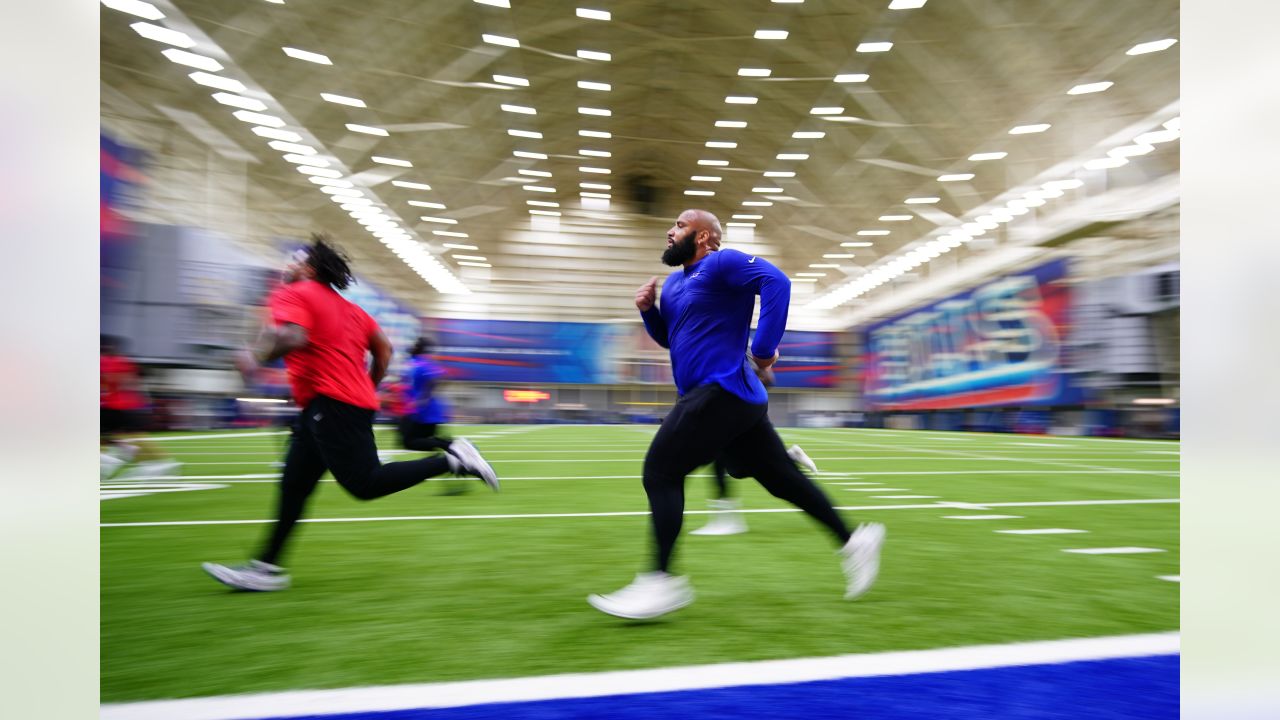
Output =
[{"x1": 661, "y1": 232, "x2": 697, "y2": 266}]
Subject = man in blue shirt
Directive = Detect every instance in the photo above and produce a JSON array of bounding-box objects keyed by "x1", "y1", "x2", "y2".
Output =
[
  {"x1": 588, "y1": 209, "x2": 886, "y2": 620},
  {"x1": 398, "y1": 337, "x2": 471, "y2": 495}
]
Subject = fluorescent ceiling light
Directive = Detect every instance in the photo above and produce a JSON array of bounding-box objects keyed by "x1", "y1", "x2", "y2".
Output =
[
  {"x1": 793, "y1": 131, "x2": 826, "y2": 139},
  {"x1": 580, "y1": 149, "x2": 611, "y2": 157},
  {"x1": 102, "y1": 0, "x2": 164, "y2": 20},
  {"x1": 508, "y1": 129, "x2": 543, "y2": 138},
  {"x1": 298, "y1": 165, "x2": 341, "y2": 178},
  {"x1": 841, "y1": 241, "x2": 873, "y2": 247},
  {"x1": 725, "y1": 96, "x2": 758, "y2": 104},
  {"x1": 743, "y1": 200, "x2": 773, "y2": 206},
  {"x1": 130, "y1": 22, "x2": 194, "y2": 47},
  {"x1": 581, "y1": 192, "x2": 611, "y2": 199},
  {"x1": 824, "y1": 254, "x2": 855, "y2": 259},
  {"x1": 578, "y1": 106, "x2": 611, "y2": 116},
  {"x1": 576, "y1": 7, "x2": 610, "y2": 19},
  {"x1": 282, "y1": 47, "x2": 332, "y2": 64},
  {"x1": 733, "y1": 214, "x2": 763, "y2": 219},
  {"x1": 1108, "y1": 143, "x2": 1155, "y2": 158},
  {"x1": 311, "y1": 177, "x2": 353, "y2": 188},
  {"x1": 969, "y1": 151, "x2": 1007, "y2": 161},
  {"x1": 834, "y1": 73, "x2": 870, "y2": 83},
  {"x1": 578, "y1": 80, "x2": 611, "y2": 91},
  {"x1": 1127, "y1": 38, "x2": 1177, "y2": 55},
  {"x1": 501, "y1": 104, "x2": 536, "y2": 115},
  {"x1": 286, "y1": 154, "x2": 329, "y2": 167},
  {"x1": 706, "y1": 141, "x2": 737, "y2": 148},
  {"x1": 776, "y1": 153, "x2": 809, "y2": 160},
  {"x1": 514, "y1": 151, "x2": 548, "y2": 159},
  {"x1": 474, "y1": 0, "x2": 511, "y2": 7},
  {"x1": 371, "y1": 156, "x2": 412, "y2": 167},
  {"x1": 1009, "y1": 123, "x2": 1051, "y2": 134},
  {"x1": 577, "y1": 49, "x2": 611, "y2": 61},
  {"x1": 716, "y1": 121, "x2": 748, "y2": 129},
  {"x1": 857, "y1": 42, "x2": 893, "y2": 52},
  {"x1": 321, "y1": 93, "x2": 366, "y2": 107},
  {"x1": 527, "y1": 200, "x2": 559, "y2": 207},
  {"x1": 810, "y1": 106, "x2": 844, "y2": 115},
  {"x1": 492, "y1": 74, "x2": 529, "y2": 87},
  {"x1": 392, "y1": 180, "x2": 431, "y2": 190},
  {"x1": 879, "y1": 214, "x2": 911, "y2": 221},
  {"x1": 579, "y1": 166, "x2": 611, "y2": 174},
  {"x1": 691, "y1": 175, "x2": 722, "y2": 182},
  {"x1": 1164, "y1": 117, "x2": 1180, "y2": 131},
  {"x1": 1068, "y1": 81, "x2": 1113, "y2": 95},
  {"x1": 1136, "y1": 129, "x2": 1180, "y2": 144},
  {"x1": 752, "y1": 186, "x2": 783, "y2": 193},
  {"x1": 408, "y1": 200, "x2": 447, "y2": 209},
  {"x1": 162, "y1": 49, "x2": 222, "y2": 71},
  {"x1": 321, "y1": 187, "x2": 362, "y2": 197},
  {"x1": 684, "y1": 190, "x2": 715, "y2": 196},
  {"x1": 754, "y1": 30, "x2": 789, "y2": 40},
  {"x1": 420, "y1": 216, "x2": 458, "y2": 224},
  {"x1": 581, "y1": 182, "x2": 611, "y2": 190},
  {"x1": 233, "y1": 110, "x2": 284, "y2": 127},
  {"x1": 346, "y1": 123, "x2": 388, "y2": 136},
  {"x1": 698, "y1": 159, "x2": 729, "y2": 166},
  {"x1": 457, "y1": 260, "x2": 494, "y2": 266},
  {"x1": 904, "y1": 197, "x2": 939, "y2": 204},
  {"x1": 522, "y1": 185, "x2": 556, "y2": 193},
  {"x1": 1042, "y1": 179, "x2": 1084, "y2": 190},
  {"x1": 518, "y1": 169, "x2": 552, "y2": 177},
  {"x1": 189, "y1": 72, "x2": 244, "y2": 92},
  {"x1": 452, "y1": 255, "x2": 488, "y2": 262},
  {"x1": 889, "y1": 0, "x2": 927, "y2": 8},
  {"x1": 726, "y1": 222, "x2": 756, "y2": 228},
  {"x1": 212, "y1": 93, "x2": 266, "y2": 111},
  {"x1": 937, "y1": 173, "x2": 974, "y2": 181},
  {"x1": 1022, "y1": 197, "x2": 1046, "y2": 207},
  {"x1": 483, "y1": 34, "x2": 520, "y2": 48},
  {"x1": 738, "y1": 68, "x2": 772, "y2": 77},
  {"x1": 253, "y1": 127, "x2": 302, "y2": 142},
  {"x1": 579, "y1": 130, "x2": 612, "y2": 139},
  {"x1": 858, "y1": 230, "x2": 890, "y2": 235},
  {"x1": 763, "y1": 171, "x2": 796, "y2": 178}
]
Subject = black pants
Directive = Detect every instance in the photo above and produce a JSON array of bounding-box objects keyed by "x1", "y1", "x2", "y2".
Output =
[
  {"x1": 258, "y1": 395, "x2": 453, "y2": 565},
  {"x1": 643, "y1": 383, "x2": 851, "y2": 572},
  {"x1": 398, "y1": 417, "x2": 453, "y2": 453}
]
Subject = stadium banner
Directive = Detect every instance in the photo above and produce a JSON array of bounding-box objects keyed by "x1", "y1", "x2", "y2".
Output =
[
  {"x1": 422, "y1": 318, "x2": 627, "y2": 384},
  {"x1": 773, "y1": 330, "x2": 843, "y2": 388},
  {"x1": 861, "y1": 258, "x2": 1082, "y2": 410}
]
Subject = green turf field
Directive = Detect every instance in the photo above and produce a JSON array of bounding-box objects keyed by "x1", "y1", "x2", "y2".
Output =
[{"x1": 100, "y1": 425, "x2": 1179, "y2": 702}]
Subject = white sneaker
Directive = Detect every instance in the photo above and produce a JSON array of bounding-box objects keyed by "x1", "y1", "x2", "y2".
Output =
[
  {"x1": 841, "y1": 522, "x2": 885, "y2": 600},
  {"x1": 788, "y1": 444, "x2": 819, "y2": 474},
  {"x1": 116, "y1": 459, "x2": 182, "y2": 481},
  {"x1": 100, "y1": 453, "x2": 127, "y2": 480},
  {"x1": 588, "y1": 572, "x2": 694, "y2": 620},
  {"x1": 202, "y1": 560, "x2": 290, "y2": 592},
  {"x1": 448, "y1": 438, "x2": 499, "y2": 491},
  {"x1": 690, "y1": 499, "x2": 748, "y2": 535}
]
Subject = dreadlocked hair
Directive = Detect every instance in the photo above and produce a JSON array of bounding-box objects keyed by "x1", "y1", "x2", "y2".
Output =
[{"x1": 306, "y1": 233, "x2": 356, "y2": 290}]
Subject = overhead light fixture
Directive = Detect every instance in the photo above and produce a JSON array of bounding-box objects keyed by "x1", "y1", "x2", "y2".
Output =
[
  {"x1": 824, "y1": 253, "x2": 855, "y2": 259},
  {"x1": 888, "y1": 0, "x2": 927, "y2": 8},
  {"x1": 311, "y1": 177, "x2": 353, "y2": 189},
  {"x1": 580, "y1": 149, "x2": 612, "y2": 158},
  {"x1": 519, "y1": 169, "x2": 552, "y2": 177},
  {"x1": 1136, "y1": 129, "x2": 1180, "y2": 145},
  {"x1": 474, "y1": 0, "x2": 511, "y2": 7},
  {"x1": 297, "y1": 165, "x2": 341, "y2": 178},
  {"x1": 457, "y1": 260, "x2": 494, "y2": 266},
  {"x1": 752, "y1": 186, "x2": 783, "y2": 193},
  {"x1": 698, "y1": 159, "x2": 729, "y2": 166},
  {"x1": 285, "y1": 154, "x2": 329, "y2": 167},
  {"x1": 1164, "y1": 117, "x2": 1180, "y2": 131},
  {"x1": 514, "y1": 150, "x2": 548, "y2": 160},
  {"x1": 371, "y1": 156, "x2": 412, "y2": 167},
  {"x1": 763, "y1": 171, "x2": 796, "y2": 178},
  {"x1": 130, "y1": 22, "x2": 194, "y2": 47},
  {"x1": 233, "y1": 110, "x2": 285, "y2": 127},
  {"x1": 691, "y1": 175, "x2": 722, "y2": 182},
  {"x1": 212, "y1": 93, "x2": 266, "y2": 111},
  {"x1": 879, "y1": 215, "x2": 911, "y2": 221},
  {"x1": 1009, "y1": 123, "x2": 1051, "y2": 134},
  {"x1": 793, "y1": 131, "x2": 826, "y2": 139},
  {"x1": 578, "y1": 80, "x2": 611, "y2": 91},
  {"x1": 776, "y1": 153, "x2": 809, "y2": 160},
  {"x1": 841, "y1": 241, "x2": 874, "y2": 247},
  {"x1": 685, "y1": 189, "x2": 715, "y2": 196},
  {"x1": 581, "y1": 192, "x2": 611, "y2": 199},
  {"x1": 716, "y1": 120, "x2": 748, "y2": 128},
  {"x1": 1022, "y1": 197, "x2": 1046, "y2": 207},
  {"x1": 282, "y1": 47, "x2": 332, "y2": 64},
  {"x1": 483, "y1": 34, "x2": 520, "y2": 48},
  {"x1": 103, "y1": 0, "x2": 165, "y2": 20},
  {"x1": 969, "y1": 151, "x2": 1007, "y2": 161},
  {"x1": 1108, "y1": 143, "x2": 1155, "y2": 158},
  {"x1": 857, "y1": 42, "x2": 893, "y2": 52},
  {"x1": 320, "y1": 186, "x2": 363, "y2": 197},
  {"x1": 581, "y1": 182, "x2": 611, "y2": 190},
  {"x1": 809, "y1": 106, "x2": 844, "y2": 115},
  {"x1": 391, "y1": 180, "x2": 431, "y2": 190},
  {"x1": 579, "y1": 129, "x2": 611, "y2": 138},
  {"x1": 1127, "y1": 38, "x2": 1177, "y2": 55},
  {"x1": 523, "y1": 185, "x2": 556, "y2": 193},
  {"x1": 408, "y1": 200, "x2": 447, "y2": 209},
  {"x1": 1068, "y1": 81, "x2": 1114, "y2": 95},
  {"x1": 492, "y1": 74, "x2": 529, "y2": 87},
  {"x1": 452, "y1": 254, "x2": 488, "y2": 262},
  {"x1": 733, "y1": 214, "x2": 763, "y2": 220},
  {"x1": 725, "y1": 96, "x2": 758, "y2": 104},
  {"x1": 253, "y1": 127, "x2": 302, "y2": 142},
  {"x1": 858, "y1": 230, "x2": 890, "y2": 236},
  {"x1": 834, "y1": 73, "x2": 870, "y2": 83},
  {"x1": 577, "y1": 49, "x2": 611, "y2": 61},
  {"x1": 501, "y1": 104, "x2": 537, "y2": 115},
  {"x1": 705, "y1": 141, "x2": 737, "y2": 148},
  {"x1": 576, "y1": 8, "x2": 610, "y2": 20},
  {"x1": 162, "y1": 49, "x2": 222, "y2": 71},
  {"x1": 346, "y1": 123, "x2": 388, "y2": 136},
  {"x1": 754, "y1": 30, "x2": 789, "y2": 40},
  {"x1": 578, "y1": 106, "x2": 611, "y2": 116},
  {"x1": 937, "y1": 173, "x2": 974, "y2": 182},
  {"x1": 420, "y1": 216, "x2": 458, "y2": 224},
  {"x1": 189, "y1": 72, "x2": 245, "y2": 93},
  {"x1": 579, "y1": 166, "x2": 611, "y2": 174},
  {"x1": 1042, "y1": 179, "x2": 1084, "y2": 190},
  {"x1": 738, "y1": 68, "x2": 772, "y2": 77},
  {"x1": 904, "y1": 197, "x2": 939, "y2": 204},
  {"x1": 508, "y1": 130, "x2": 543, "y2": 140}
]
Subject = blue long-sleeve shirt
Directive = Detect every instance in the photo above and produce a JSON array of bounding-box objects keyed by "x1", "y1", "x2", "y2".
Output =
[
  {"x1": 640, "y1": 248, "x2": 791, "y2": 404},
  {"x1": 407, "y1": 356, "x2": 449, "y2": 424}
]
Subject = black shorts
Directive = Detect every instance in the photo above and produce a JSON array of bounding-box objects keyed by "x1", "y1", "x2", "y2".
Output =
[{"x1": 102, "y1": 408, "x2": 144, "y2": 435}]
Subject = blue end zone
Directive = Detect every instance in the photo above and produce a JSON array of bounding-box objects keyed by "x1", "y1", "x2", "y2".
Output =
[{"x1": 278, "y1": 655, "x2": 1179, "y2": 720}]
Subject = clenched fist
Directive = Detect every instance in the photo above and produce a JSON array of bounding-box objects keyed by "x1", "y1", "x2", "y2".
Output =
[{"x1": 635, "y1": 276, "x2": 659, "y2": 311}]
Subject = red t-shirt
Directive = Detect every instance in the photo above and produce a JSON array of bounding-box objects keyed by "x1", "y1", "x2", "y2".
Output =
[
  {"x1": 101, "y1": 354, "x2": 146, "y2": 410},
  {"x1": 268, "y1": 280, "x2": 381, "y2": 410}
]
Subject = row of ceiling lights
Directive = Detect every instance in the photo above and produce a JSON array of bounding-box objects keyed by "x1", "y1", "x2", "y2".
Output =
[{"x1": 102, "y1": 0, "x2": 471, "y2": 294}]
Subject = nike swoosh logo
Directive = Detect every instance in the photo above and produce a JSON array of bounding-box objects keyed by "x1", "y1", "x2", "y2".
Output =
[{"x1": 748, "y1": 256, "x2": 757, "y2": 263}]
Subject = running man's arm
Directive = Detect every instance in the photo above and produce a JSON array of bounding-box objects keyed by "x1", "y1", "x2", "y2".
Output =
[
  {"x1": 718, "y1": 250, "x2": 790, "y2": 368},
  {"x1": 369, "y1": 326, "x2": 392, "y2": 387},
  {"x1": 636, "y1": 276, "x2": 670, "y2": 348}
]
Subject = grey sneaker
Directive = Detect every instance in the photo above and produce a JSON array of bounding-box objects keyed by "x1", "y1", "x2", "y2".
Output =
[
  {"x1": 202, "y1": 560, "x2": 290, "y2": 592},
  {"x1": 690, "y1": 499, "x2": 748, "y2": 536},
  {"x1": 787, "y1": 445, "x2": 819, "y2": 474},
  {"x1": 448, "y1": 438, "x2": 499, "y2": 491},
  {"x1": 841, "y1": 522, "x2": 885, "y2": 600}
]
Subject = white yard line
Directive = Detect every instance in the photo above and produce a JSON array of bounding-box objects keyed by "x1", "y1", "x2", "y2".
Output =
[
  {"x1": 100, "y1": 497, "x2": 1179, "y2": 528},
  {"x1": 1063, "y1": 547, "x2": 1166, "y2": 555},
  {"x1": 996, "y1": 529, "x2": 1088, "y2": 535},
  {"x1": 1157, "y1": 575, "x2": 1180, "y2": 582},
  {"x1": 99, "y1": 631, "x2": 1179, "y2": 720},
  {"x1": 943, "y1": 515, "x2": 1024, "y2": 520}
]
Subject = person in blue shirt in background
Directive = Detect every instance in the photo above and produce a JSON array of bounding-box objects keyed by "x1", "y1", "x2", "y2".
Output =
[
  {"x1": 588, "y1": 209, "x2": 886, "y2": 620},
  {"x1": 400, "y1": 337, "x2": 469, "y2": 495}
]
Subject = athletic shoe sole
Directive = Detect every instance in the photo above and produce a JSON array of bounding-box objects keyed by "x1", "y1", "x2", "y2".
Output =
[{"x1": 449, "y1": 438, "x2": 500, "y2": 491}]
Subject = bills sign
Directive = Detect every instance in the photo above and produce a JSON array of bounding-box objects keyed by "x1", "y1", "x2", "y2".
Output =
[{"x1": 861, "y1": 259, "x2": 1080, "y2": 410}]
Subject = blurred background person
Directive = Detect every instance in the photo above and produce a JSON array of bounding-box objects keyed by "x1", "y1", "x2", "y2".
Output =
[
  {"x1": 100, "y1": 335, "x2": 181, "y2": 480},
  {"x1": 395, "y1": 336, "x2": 469, "y2": 496}
]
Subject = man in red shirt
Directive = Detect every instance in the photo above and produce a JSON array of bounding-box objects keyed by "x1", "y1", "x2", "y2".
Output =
[
  {"x1": 100, "y1": 335, "x2": 180, "y2": 479},
  {"x1": 203, "y1": 236, "x2": 498, "y2": 592}
]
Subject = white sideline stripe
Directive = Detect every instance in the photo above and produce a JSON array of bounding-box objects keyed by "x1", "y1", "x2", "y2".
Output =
[
  {"x1": 1158, "y1": 575, "x2": 1180, "y2": 582},
  {"x1": 1063, "y1": 547, "x2": 1166, "y2": 555},
  {"x1": 147, "y1": 431, "x2": 289, "y2": 442},
  {"x1": 875, "y1": 495, "x2": 937, "y2": 499},
  {"x1": 944, "y1": 515, "x2": 1023, "y2": 520},
  {"x1": 847, "y1": 487, "x2": 909, "y2": 492},
  {"x1": 100, "y1": 497, "x2": 1179, "y2": 528},
  {"x1": 997, "y1": 529, "x2": 1088, "y2": 535},
  {"x1": 99, "y1": 632, "x2": 1180, "y2": 720},
  {"x1": 828, "y1": 481, "x2": 877, "y2": 486}
]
